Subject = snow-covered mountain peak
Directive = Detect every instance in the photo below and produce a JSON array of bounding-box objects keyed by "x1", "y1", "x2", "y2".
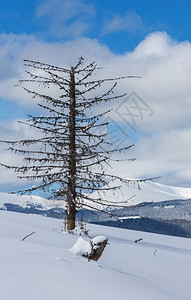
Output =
[{"x1": 90, "y1": 181, "x2": 191, "y2": 206}]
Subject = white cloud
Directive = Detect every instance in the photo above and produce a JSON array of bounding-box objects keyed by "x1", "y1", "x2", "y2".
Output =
[
  {"x1": 0, "y1": 120, "x2": 40, "y2": 190},
  {"x1": 0, "y1": 33, "x2": 114, "y2": 107},
  {"x1": 102, "y1": 11, "x2": 144, "y2": 35},
  {"x1": 36, "y1": 0, "x2": 95, "y2": 39},
  {"x1": 1, "y1": 31, "x2": 191, "y2": 188},
  {"x1": 136, "y1": 128, "x2": 191, "y2": 161},
  {"x1": 104, "y1": 32, "x2": 191, "y2": 134},
  {"x1": 130, "y1": 129, "x2": 191, "y2": 186}
]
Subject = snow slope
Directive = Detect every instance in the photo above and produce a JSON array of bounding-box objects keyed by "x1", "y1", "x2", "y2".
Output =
[
  {"x1": 90, "y1": 181, "x2": 191, "y2": 206},
  {"x1": 1, "y1": 210, "x2": 191, "y2": 300}
]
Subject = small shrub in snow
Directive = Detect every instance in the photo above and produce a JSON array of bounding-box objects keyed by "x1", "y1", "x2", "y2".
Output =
[{"x1": 62, "y1": 217, "x2": 90, "y2": 236}]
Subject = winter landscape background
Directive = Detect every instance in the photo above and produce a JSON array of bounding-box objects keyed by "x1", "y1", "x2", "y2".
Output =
[{"x1": 1, "y1": 1, "x2": 191, "y2": 299}]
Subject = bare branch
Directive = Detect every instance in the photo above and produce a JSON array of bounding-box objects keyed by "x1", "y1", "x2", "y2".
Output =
[
  {"x1": 22, "y1": 231, "x2": 36, "y2": 241},
  {"x1": 0, "y1": 58, "x2": 156, "y2": 231}
]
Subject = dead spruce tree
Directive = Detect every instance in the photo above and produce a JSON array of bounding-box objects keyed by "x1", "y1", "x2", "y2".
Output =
[{"x1": 0, "y1": 57, "x2": 154, "y2": 230}]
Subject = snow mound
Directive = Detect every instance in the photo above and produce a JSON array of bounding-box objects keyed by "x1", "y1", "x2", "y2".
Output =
[{"x1": 70, "y1": 237, "x2": 91, "y2": 256}]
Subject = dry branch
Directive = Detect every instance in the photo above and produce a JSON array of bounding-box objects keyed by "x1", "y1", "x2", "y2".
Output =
[
  {"x1": 22, "y1": 231, "x2": 36, "y2": 241},
  {"x1": 0, "y1": 57, "x2": 157, "y2": 230}
]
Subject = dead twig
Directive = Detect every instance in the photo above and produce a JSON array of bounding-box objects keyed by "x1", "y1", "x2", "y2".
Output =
[
  {"x1": 22, "y1": 231, "x2": 36, "y2": 241},
  {"x1": 135, "y1": 238, "x2": 143, "y2": 243}
]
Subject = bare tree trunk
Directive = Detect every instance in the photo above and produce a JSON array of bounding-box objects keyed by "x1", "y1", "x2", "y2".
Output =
[
  {"x1": 67, "y1": 66, "x2": 77, "y2": 230},
  {"x1": 66, "y1": 204, "x2": 76, "y2": 230}
]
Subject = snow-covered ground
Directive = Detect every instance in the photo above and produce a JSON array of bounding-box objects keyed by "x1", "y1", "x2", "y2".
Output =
[{"x1": 1, "y1": 210, "x2": 191, "y2": 300}]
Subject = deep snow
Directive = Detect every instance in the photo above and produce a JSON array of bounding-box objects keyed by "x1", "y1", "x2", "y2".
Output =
[{"x1": 0, "y1": 210, "x2": 191, "y2": 300}]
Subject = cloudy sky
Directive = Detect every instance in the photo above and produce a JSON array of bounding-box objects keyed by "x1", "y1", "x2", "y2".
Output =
[{"x1": 0, "y1": 0, "x2": 191, "y2": 192}]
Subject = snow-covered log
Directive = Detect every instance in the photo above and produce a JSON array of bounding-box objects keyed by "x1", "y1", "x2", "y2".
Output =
[
  {"x1": 70, "y1": 235, "x2": 108, "y2": 261},
  {"x1": 84, "y1": 236, "x2": 108, "y2": 261}
]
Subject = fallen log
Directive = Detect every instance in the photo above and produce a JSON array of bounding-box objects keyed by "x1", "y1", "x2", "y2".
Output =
[{"x1": 83, "y1": 236, "x2": 108, "y2": 261}]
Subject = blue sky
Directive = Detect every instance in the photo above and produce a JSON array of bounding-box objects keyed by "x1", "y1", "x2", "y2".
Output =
[
  {"x1": 1, "y1": 0, "x2": 191, "y2": 191},
  {"x1": 1, "y1": 0, "x2": 191, "y2": 52}
]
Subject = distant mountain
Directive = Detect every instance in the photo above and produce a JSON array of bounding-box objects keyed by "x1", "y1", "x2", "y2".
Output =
[
  {"x1": 1, "y1": 182, "x2": 191, "y2": 210},
  {"x1": 0, "y1": 193, "x2": 66, "y2": 218},
  {"x1": 0, "y1": 192, "x2": 57, "y2": 210},
  {"x1": 1, "y1": 183, "x2": 191, "y2": 239},
  {"x1": 90, "y1": 181, "x2": 191, "y2": 206},
  {"x1": 1, "y1": 182, "x2": 191, "y2": 214},
  {"x1": 94, "y1": 217, "x2": 191, "y2": 239}
]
